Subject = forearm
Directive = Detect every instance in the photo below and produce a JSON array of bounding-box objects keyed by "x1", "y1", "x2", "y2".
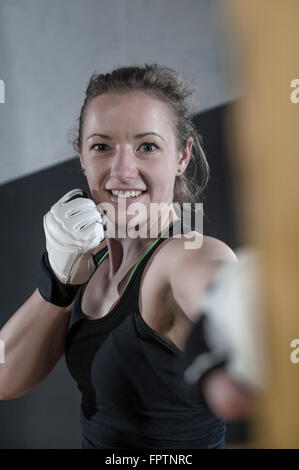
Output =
[
  {"x1": 0, "y1": 189, "x2": 104, "y2": 400},
  {"x1": 0, "y1": 289, "x2": 71, "y2": 400},
  {"x1": 179, "y1": 248, "x2": 266, "y2": 419},
  {"x1": 201, "y1": 368, "x2": 257, "y2": 421}
]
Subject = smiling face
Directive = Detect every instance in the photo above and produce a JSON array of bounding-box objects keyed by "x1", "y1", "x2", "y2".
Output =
[{"x1": 78, "y1": 90, "x2": 192, "y2": 233}]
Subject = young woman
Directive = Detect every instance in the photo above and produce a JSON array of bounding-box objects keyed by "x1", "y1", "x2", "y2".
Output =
[{"x1": 0, "y1": 64, "x2": 237, "y2": 449}]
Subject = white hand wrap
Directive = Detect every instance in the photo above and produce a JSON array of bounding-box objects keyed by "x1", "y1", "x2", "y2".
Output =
[
  {"x1": 183, "y1": 248, "x2": 267, "y2": 393},
  {"x1": 43, "y1": 188, "x2": 105, "y2": 285}
]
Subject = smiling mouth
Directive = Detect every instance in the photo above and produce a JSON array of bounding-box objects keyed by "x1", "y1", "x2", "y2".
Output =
[{"x1": 106, "y1": 189, "x2": 147, "y2": 199}]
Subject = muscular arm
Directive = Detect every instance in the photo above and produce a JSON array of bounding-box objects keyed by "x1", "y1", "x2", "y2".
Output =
[
  {"x1": 0, "y1": 290, "x2": 74, "y2": 400},
  {"x1": 0, "y1": 189, "x2": 105, "y2": 401},
  {"x1": 168, "y1": 235, "x2": 238, "y2": 324},
  {"x1": 167, "y1": 239, "x2": 262, "y2": 421}
]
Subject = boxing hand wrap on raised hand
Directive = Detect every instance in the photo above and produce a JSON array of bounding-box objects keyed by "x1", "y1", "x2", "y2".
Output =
[
  {"x1": 181, "y1": 248, "x2": 267, "y2": 399},
  {"x1": 38, "y1": 188, "x2": 105, "y2": 307}
]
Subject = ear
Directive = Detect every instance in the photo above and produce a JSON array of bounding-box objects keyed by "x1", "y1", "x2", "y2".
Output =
[
  {"x1": 74, "y1": 139, "x2": 85, "y2": 172},
  {"x1": 73, "y1": 138, "x2": 80, "y2": 154},
  {"x1": 177, "y1": 136, "x2": 193, "y2": 173}
]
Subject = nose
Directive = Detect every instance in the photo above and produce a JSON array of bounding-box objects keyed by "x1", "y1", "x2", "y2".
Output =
[{"x1": 110, "y1": 145, "x2": 139, "y2": 181}]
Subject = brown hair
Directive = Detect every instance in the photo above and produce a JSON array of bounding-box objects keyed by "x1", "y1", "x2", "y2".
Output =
[{"x1": 73, "y1": 63, "x2": 210, "y2": 206}]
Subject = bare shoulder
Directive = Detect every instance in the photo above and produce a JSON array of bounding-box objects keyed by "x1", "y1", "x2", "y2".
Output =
[
  {"x1": 195, "y1": 234, "x2": 238, "y2": 262},
  {"x1": 158, "y1": 232, "x2": 238, "y2": 265},
  {"x1": 157, "y1": 233, "x2": 238, "y2": 324}
]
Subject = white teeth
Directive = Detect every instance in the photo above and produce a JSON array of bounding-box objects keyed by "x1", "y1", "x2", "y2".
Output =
[{"x1": 110, "y1": 190, "x2": 143, "y2": 198}]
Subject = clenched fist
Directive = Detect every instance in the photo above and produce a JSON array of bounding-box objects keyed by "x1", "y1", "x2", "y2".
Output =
[{"x1": 38, "y1": 189, "x2": 105, "y2": 306}]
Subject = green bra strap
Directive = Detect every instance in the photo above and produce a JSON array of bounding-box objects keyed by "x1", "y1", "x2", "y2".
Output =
[
  {"x1": 122, "y1": 221, "x2": 174, "y2": 294},
  {"x1": 96, "y1": 248, "x2": 109, "y2": 266}
]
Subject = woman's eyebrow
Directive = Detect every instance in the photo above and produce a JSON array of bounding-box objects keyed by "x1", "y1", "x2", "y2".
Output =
[
  {"x1": 86, "y1": 132, "x2": 165, "y2": 141},
  {"x1": 87, "y1": 133, "x2": 111, "y2": 140},
  {"x1": 134, "y1": 132, "x2": 165, "y2": 141}
]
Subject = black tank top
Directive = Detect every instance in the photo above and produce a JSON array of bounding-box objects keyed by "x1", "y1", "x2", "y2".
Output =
[{"x1": 64, "y1": 220, "x2": 226, "y2": 449}]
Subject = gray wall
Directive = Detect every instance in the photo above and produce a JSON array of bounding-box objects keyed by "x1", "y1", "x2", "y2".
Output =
[{"x1": 0, "y1": 0, "x2": 241, "y2": 185}]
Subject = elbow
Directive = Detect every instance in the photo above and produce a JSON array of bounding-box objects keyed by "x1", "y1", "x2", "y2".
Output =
[
  {"x1": 0, "y1": 383, "x2": 13, "y2": 400},
  {"x1": 0, "y1": 383, "x2": 25, "y2": 401},
  {"x1": 0, "y1": 389, "x2": 10, "y2": 401},
  {"x1": 0, "y1": 390, "x2": 25, "y2": 401}
]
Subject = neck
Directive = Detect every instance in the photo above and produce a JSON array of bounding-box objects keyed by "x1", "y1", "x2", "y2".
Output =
[{"x1": 105, "y1": 203, "x2": 179, "y2": 276}]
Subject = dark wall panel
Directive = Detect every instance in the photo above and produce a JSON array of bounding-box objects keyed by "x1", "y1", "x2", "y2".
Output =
[{"x1": 194, "y1": 104, "x2": 239, "y2": 249}]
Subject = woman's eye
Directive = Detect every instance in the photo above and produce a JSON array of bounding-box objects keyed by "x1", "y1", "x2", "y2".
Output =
[
  {"x1": 138, "y1": 142, "x2": 158, "y2": 152},
  {"x1": 91, "y1": 143, "x2": 109, "y2": 152}
]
